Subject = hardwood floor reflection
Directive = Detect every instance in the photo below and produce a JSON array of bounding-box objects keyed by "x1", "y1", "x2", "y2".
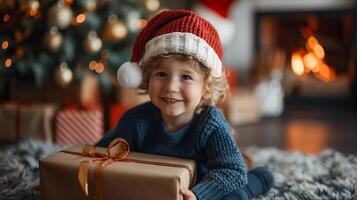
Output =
[
  {"x1": 285, "y1": 120, "x2": 328, "y2": 154},
  {"x1": 234, "y1": 110, "x2": 357, "y2": 155}
]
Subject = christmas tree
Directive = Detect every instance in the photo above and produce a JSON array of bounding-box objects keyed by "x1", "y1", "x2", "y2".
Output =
[{"x1": 0, "y1": 0, "x2": 161, "y2": 101}]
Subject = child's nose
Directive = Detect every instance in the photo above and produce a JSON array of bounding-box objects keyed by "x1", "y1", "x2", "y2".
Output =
[{"x1": 165, "y1": 77, "x2": 180, "y2": 92}]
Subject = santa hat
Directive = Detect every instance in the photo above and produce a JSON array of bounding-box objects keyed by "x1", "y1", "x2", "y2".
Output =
[
  {"x1": 194, "y1": 0, "x2": 236, "y2": 46},
  {"x1": 117, "y1": 9, "x2": 223, "y2": 88}
]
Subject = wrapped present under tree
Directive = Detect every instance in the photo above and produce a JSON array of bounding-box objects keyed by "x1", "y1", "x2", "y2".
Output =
[
  {"x1": 55, "y1": 106, "x2": 103, "y2": 146},
  {"x1": 0, "y1": 103, "x2": 57, "y2": 143}
]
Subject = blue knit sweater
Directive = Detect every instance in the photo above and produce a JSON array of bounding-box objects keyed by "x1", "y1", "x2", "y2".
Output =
[{"x1": 97, "y1": 102, "x2": 247, "y2": 200}]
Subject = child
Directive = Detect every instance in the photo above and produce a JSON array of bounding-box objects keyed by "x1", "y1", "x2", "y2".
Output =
[{"x1": 97, "y1": 9, "x2": 274, "y2": 200}]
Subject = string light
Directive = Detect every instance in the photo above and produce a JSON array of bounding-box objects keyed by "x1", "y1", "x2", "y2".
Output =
[
  {"x1": 1, "y1": 41, "x2": 9, "y2": 50},
  {"x1": 95, "y1": 62, "x2": 104, "y2": 73},
  {"x1": 76, "y1": 13, "x2": 86, "y2": 24},
  {"x1": 3, "y1": 14, "x2": 10, "y2": 22},
  {"x1": 89, "y1": 60, "x2": 97, "y2": 70},
  {"x1": 5, "y1": 58, "x2": 12, "y2": 68},
  {"x1": 88, "y1": 60, "x2": 105, "y2": 73}
]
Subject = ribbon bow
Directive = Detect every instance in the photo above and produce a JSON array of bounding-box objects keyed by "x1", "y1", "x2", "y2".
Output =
[{"x1": 78, "y1": 138, "x2": 130, "y2": 200}]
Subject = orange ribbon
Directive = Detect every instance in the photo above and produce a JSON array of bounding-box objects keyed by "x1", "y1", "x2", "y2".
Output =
[
  {"x1": 61, "y1": 138, "x2": 195, "y2": 200},
  {"x1": 79, "y1": 138, "x2": 130, "y2": 200}
]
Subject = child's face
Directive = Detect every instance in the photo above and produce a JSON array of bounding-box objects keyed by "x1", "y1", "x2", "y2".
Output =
[{"x1": 148, "y1": 56, "x2": 205, "y2": 122}]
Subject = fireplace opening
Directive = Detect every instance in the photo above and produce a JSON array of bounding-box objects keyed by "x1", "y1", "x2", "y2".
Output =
[{"x1": 252, "y1": 9, "x2": 357, "y2": 112}]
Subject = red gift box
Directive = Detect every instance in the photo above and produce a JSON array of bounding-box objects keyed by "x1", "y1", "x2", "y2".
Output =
[
  {"x1": 55, "y1": 106, "x2": 104, "y2": 146},
  {"x1": 109, "y1": 104, "x2": 130, "y2": 130}
]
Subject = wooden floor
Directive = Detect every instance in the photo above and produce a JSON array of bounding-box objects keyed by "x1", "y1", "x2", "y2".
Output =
[{"x1": 233, "y1": 98, "x2": 357, "y2": 155}]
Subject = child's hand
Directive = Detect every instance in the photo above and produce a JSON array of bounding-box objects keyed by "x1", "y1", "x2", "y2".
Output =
[{"x1": 180, "y1": 188, "x2": 197, "y2": 200}]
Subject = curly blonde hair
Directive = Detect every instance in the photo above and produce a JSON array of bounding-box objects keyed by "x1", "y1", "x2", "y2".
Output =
[{"x1": 139, "y1": 54, "x2": 229, "y2": 113}]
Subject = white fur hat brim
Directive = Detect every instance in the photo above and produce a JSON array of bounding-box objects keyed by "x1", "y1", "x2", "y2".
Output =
[{"x1": 117, "y1": 32, "x2": 223, "y2": 88}]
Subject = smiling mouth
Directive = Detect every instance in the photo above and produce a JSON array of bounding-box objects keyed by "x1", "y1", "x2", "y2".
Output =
[{"x1": 161, "y1": 97, "x2": 183, "y2": 103}]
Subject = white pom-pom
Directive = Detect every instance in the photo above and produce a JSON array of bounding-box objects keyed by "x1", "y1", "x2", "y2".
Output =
[{"x1": 117, "y1": 62, "x2": 143, "y2": 88}]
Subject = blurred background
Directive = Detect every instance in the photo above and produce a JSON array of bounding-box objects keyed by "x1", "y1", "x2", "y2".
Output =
[{"x1": 1, "y1": 0, "x2": 356, "y2": 154}]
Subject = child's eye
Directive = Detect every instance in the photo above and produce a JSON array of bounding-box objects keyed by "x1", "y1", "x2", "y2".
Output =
[
  {"x1": 154, "y1": 72, "x2": 166, "y2": 78},
  {"x1": 181, "y1": 75, "x2": 193, "y2": 81}
]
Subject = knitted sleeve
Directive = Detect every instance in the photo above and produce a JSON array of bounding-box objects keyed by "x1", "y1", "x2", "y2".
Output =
[
  {"x1": 96, "y1": 108, "x2": 138, "y2": 149},
  {"x1": 191, "y1": 125, "x2": 247, "y2": 200}
]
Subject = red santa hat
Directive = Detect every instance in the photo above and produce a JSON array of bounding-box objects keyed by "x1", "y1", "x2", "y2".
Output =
[
  {"x1": 194, "y1": 0, "x2": 237, "y2": 46},
  {"x1": 117, "y1": 9, "x2": 223, "y2": 88}
]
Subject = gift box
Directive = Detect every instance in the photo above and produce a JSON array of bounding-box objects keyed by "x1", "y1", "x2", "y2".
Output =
[
  {"x1": 55, "y1": 107, "x2": 104, "y2": 146},
  {"x1": 109, "y1": 104, "x2": 130, "y2": 129},
  {"x1": 219, "y1": 88, "x2": 261, "y2": 126},
  {"x1": 40, "y1": 139, "x2": 196, "y2": 200},
  {"x1": 0, "y1": 103, "x2": 57, "y2": 143}
]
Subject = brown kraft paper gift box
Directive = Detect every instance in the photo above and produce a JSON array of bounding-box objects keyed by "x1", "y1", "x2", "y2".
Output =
[
  {"x1": 40, "y1": 144, "x2": 196, "y2": 200},
  {"x1": 0, "y1": 103, "x2": 57, "y2": 143}
]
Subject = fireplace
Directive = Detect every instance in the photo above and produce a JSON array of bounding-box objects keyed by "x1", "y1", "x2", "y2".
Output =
[{"x1": 253, "y1": 8, "x2": 357, "y2": 111}]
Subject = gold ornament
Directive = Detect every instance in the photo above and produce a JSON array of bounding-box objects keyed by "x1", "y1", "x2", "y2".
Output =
[
  {"x1": 48, "y1": 2, "x2": 73, "y2": 29},
  {"x1": 27, "y1": 0, "x2": 40, "y2": 17},
  {"x1": 102, "y1": 15, "x2": 128, "y2": 42},
  {"x1": 83, "y1": 31, "x2": 102, "y2": 54},
  {"x1": 126, "y1": 11, "x2": 141, "y2": 32},
  {"x1": 80, "y1": 72, "x2": 101, "y2": 108},
  {"x1": 65, "y1": 0, "x2": 74, "y2": 5},
  {"x1": 54, "y1": 62, "x2": 73, "y2": 88},
  {"x1": 43, "y1": 27, "x2": 63, "y2": 52},
  {"x1": 143, "y1": 0, "x2": 160, "y2": 12}
]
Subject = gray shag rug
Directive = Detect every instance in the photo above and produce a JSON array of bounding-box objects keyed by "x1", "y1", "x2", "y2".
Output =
[
  {"x1": 0, "y1": 140, "x2": 60, "y2": 200},
  {"x1": 249, "y1": 147, "x2": 357, "y2": 200},
  {"x1": 0, "y1": 140, "x2": 356, "y2": 200}
]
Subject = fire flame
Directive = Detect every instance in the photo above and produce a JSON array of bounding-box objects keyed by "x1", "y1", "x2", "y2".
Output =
[
  {"x1": 291, "y1": 52, "x2": 304, "y2": 75},
  {"x1": 291, "y1": 36, "x2": 335, "y2": 82}
]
